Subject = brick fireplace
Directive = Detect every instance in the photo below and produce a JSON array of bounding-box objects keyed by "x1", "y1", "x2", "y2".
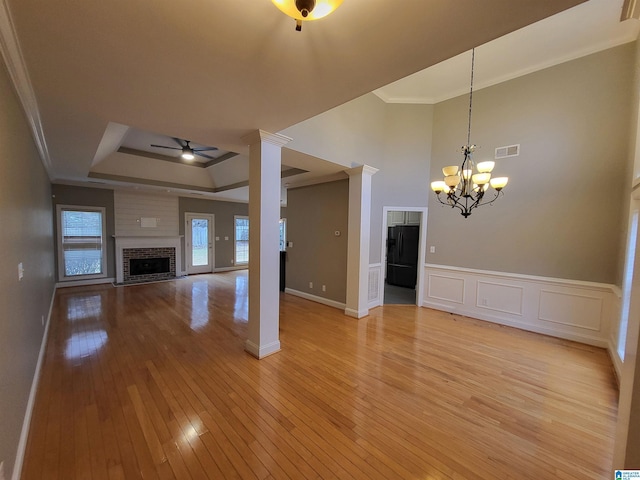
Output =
[{"x1": 115, "y1": 236, "x2": 182, "y2": 284}]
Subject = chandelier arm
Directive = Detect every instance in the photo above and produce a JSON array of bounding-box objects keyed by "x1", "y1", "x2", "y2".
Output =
[{"x1": 443, "y1": 192, "x2": 475, "y2": 216}]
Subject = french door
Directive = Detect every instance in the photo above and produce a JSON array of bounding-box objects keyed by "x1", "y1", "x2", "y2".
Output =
[{"x1": 186, "y1": 213, "x2": 214, "y2": 274}]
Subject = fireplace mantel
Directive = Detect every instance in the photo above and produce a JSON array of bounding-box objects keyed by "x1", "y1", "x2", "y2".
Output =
[{"x1": 115, "y1": 236, "x2": 183, "y2": 283}]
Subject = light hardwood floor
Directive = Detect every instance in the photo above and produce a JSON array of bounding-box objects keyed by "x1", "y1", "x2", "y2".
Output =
[{"x1": 22, "y1": 271, "x2": 618, "y2": 479}]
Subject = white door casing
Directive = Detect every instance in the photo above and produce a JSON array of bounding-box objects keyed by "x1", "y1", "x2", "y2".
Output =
[{"x1": 186, "y1": 213, "x2": 214, "y2": 274}]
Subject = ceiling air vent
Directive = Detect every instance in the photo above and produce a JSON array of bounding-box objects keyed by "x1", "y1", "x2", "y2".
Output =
[{"x1": 495, "y1": 144, "x2": 520, "y2": 159}]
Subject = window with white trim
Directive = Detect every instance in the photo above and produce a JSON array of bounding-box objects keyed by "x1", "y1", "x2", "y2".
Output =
[
  {"x1": 234, "y1": 216, "x2": 249, "y2": 265},
  {"x1": 57, "y1": 205, "x2": 107, "y2": 280}
]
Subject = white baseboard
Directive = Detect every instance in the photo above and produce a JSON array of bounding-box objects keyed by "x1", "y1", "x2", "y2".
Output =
[
  {"x1": 12, "y1": 284, "x2": 57, "y2": 480},
  {"x1": 423, "y1": 264, "x2": 618, "y2": 348},
  {"x1": 245, "y1": 339, "x2": 281, "y2": 359},
  {"x1": 345, "y1": 307, "x2": 369, "y2": 318},
  {"x1": 214, "y1": 266, "x2": 248, "y2": 273},
  {"x1": 56, "y1": 277, "x2": 115, "y2": 288},
  {"x1": 284, "y1": 288, "x2": 346, "y2": 311}
]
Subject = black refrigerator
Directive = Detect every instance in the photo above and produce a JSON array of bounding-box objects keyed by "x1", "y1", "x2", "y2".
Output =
[{"x1": 386, "y1": 225, "x2": 419, "y2": 288}]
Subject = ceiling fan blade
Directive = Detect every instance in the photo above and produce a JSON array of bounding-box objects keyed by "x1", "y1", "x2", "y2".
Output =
[
  {"x1": 193, "y1": 147, "x2": 218, "y2": 152},
  {"x1": 194, "y1": 151, "x2": 217, "y2": 160},
  {"x1": 171, "y1": 137, "x2": 186, "y2": 147},
  {"x1": 150, "y1": 144, "x2": 181, "y2": 151}
]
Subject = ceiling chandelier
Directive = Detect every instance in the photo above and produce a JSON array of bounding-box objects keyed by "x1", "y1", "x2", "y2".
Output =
[
  {"x1": 271, "y1": 0, "x2": 343, "y2": 31},
  {"x1": 430, "y1": 48, "x2": 509, "y2": 218}
]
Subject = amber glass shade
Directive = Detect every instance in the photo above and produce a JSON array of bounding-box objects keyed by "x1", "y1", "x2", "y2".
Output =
[{"x1": 271, "y1": 0, "x2": 343, "y2": 20}]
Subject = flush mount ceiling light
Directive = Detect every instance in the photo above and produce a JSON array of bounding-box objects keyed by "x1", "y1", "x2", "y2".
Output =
[
  {"x1": 430, "y1": 48, "x2": 509, "y2": 218},
  {"x1": 271, "y1": 0, "x2": 343, "y2": 31}
]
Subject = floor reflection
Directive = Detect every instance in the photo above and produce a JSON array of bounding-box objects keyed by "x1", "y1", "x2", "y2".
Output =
[
  {"x1": 65, "y1": 329, "x2": 107, "y2": 360},
  {"x1": 190, "y1": 280, "x2": 210, "y2": 330},
  {"x1": 234, "y1": 274, "x2": 248, "y2": 322},
  {"x1": 66, "y1": 294, "x2": 102, "y2": 321}
]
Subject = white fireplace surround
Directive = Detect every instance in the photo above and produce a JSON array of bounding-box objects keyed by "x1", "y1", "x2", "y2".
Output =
[{"x1": 115, "y1": 236, "x2": 182, "y2": 284}]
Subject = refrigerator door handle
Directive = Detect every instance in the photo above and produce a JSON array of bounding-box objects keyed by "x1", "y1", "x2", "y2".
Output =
[{"x1": 398, "y1": 231, "x2": 403, "y2": 258}]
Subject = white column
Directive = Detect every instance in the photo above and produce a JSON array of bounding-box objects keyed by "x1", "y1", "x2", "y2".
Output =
[
  {"x1": 345, "y1": 165, "x2": 378, "y2": 318},
  {"x1": 241, "y1": 129, "x2": 291, "y2": 358}
]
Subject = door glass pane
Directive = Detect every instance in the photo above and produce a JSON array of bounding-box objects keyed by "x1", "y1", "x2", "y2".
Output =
[{"x1": 191, "y1": 218, "x2": 209, "y2": 266}]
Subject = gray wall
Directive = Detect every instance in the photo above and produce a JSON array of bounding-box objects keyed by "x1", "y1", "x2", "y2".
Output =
[
  {"x1": 286, "y1": 180, "x2": 349, "y2": 303},
  {"x1": 283, "y1": 94, "x2": 433, "y2": 265},
  {"x1": 178, "y1": 197, "x2": 249, "y2": 269},
  {"x1": 0, "y1": 60, "x2": 55, "y2": 477},
  {"x1": 178, "y1": 197, "x2": 287, "y2": 270},
  {"x1": 427, "y1": 44, "x2": 634, "y2": 284},
  {"x1": 51, "y1": 184, "x2": 116, "y2": 280}
]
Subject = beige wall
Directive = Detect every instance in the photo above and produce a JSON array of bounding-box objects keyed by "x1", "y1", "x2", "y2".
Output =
[
  {"x1": 51, "y1": 184, "x2": 116, "y2": 280},
  {"x1": 0, "y1": 60, "x2": 55, "y2": 477},
  {"x1": 286, "y1": 180, "x2": 349, "y2": 303},
  {"x1": 427, "y1": 44, "x2": 634, "y2": 284}
]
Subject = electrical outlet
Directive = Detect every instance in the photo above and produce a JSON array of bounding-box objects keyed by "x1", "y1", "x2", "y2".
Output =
[
  {"x1": 430, "y1": 246, "x2": 436, "y2": 253},
  {"x1": 18, "y1": 262, "x2": 24, "y2": 281},
  {"x1": 481, "y1": 298, "x2": 488, "y2": 306},
  {"x1": 309, "y1": 282, "x2": 313, "y2": 289},
  {"x1": 224, "y1": 236, "x2": 229, "y2": 241},
  {"x1": 322, "y1": 285, "x2": 326, "y2": 292}
]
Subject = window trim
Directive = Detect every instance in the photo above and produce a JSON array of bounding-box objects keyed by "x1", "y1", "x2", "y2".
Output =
[
  {"x1": 57, "y1": 205, "x2": 107, "y2": 282},
  {"x1": 234, "y1": 215, "x2": 249, "y2": 266}
]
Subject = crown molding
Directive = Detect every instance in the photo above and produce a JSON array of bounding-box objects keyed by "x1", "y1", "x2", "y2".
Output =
[{"x1": 0, "y1": 0, "x2": 51, "y2": 175}]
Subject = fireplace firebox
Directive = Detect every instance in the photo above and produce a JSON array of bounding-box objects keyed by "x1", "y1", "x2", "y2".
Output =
[
  {"x1": 130, "y1": 257, "x2": 170, "y2": 276},
  {"x1": 122, "y1": 246, "x2": 176, "y2": 284}
]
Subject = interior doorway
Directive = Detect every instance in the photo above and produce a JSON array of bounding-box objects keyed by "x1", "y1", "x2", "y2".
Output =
[
  {"x1": 186, "y1": 213, "x2": 214, "y2": 274},
  {"x1": 381, "y1": 207, "x2": 427, "y2": 305}
]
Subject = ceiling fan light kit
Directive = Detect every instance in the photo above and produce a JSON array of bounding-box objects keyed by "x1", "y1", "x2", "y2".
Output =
[
  {"x1": 150, "y1": 138, "x2": 218, "y2": 161},
  {"x1": 181, "y1": 148, "x2": 195, "y2": 161},
  {"x1": 271, "y1": 0, "x2": 343, "y2": 31}
]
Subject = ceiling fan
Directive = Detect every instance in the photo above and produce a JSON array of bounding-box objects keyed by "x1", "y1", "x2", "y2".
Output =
[{"x1": 150, "y1": 138, "x2": 218, "y2": 161}]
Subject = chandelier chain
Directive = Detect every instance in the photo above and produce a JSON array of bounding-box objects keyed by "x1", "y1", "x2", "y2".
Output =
[{"x1": 467, "y1": 48, "x2": 475, "y2": 148}]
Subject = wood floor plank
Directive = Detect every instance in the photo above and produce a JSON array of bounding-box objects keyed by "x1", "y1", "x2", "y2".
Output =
[{"x1": 21, "y1": 272, "x2": 618, "y2": 479}]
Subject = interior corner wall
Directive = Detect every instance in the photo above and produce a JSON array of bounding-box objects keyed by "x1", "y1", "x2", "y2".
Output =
[
  {"x1": 370, "y1": 103, "x2": 433, "y2": 263},
  {"x1": 427, "y1": 43, "x2": 635, "y2": 284},
  {"x1": 51, "y1": 184, "x2": 116, "y2": 280},
  {"x1": 0, "y1": 59, "x2": 55, "y2": 478},
  {"x1": 286, "y1": 180, "x2": 349, "y2": 303},
  {"x1": 281, "y1": 94, "x2": 433, "y2": 266}
]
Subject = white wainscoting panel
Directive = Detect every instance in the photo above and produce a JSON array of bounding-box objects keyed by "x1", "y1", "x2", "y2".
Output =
[
  {"x1": 423, "y1": 264, "x2": 617, "y2": 347},
  {"x1": 539, "y1": 289, "x2": 603, "y2": 331},
  {"x1": 368, "y1": 263, "x2": 382, "y2": 308},
  {"x1": 477, "y1": 281, "x2": 524, "y2": 316},
  {"x1": 428, "y1": 274, "x2": 465, "y2": 304}
]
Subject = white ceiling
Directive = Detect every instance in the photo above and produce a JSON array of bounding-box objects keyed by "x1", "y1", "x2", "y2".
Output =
[
  {"x1": 375, "y1": 0, "x2": 639, "y2": 104},
  {"x1": 3, "y1": 0, "x2": 631, "y2": 202}
]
